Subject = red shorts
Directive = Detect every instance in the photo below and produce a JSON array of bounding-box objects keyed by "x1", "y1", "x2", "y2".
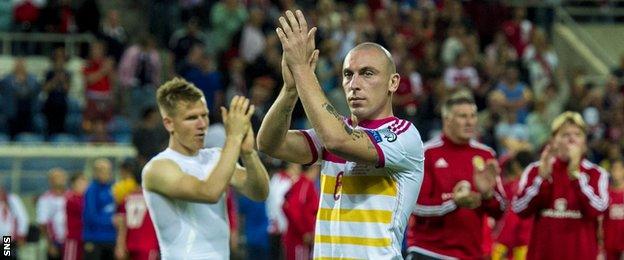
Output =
[{"x1": 129, "y1": 249, "x2": 159, "y2": 260}]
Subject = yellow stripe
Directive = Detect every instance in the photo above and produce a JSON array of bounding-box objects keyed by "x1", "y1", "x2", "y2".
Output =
[
  {"x1": 317, "y1": 208, "x2": 393, "y2": 223},
  {"x1": 315, "y1": 235, "x2": 392, "y2": 247},
  {"x1": 321, "y1": 174, "x2": 397, "y2": 196}
]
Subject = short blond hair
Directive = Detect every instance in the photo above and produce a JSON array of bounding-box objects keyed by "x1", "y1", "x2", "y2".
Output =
[
  {"x1": 551, "y1": 111, "x2": 587, "y2": 136},
  {"x1": 441, "y1": 89, "x2": 476, "y2": 118},
  {"x1": 156, "y1": 77, "x2": 204, "y2": 116}
]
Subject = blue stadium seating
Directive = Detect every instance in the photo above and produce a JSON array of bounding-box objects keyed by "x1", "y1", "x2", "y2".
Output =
[{"x1": 15, "y1": 133, "x2": 45, "y2": 144}]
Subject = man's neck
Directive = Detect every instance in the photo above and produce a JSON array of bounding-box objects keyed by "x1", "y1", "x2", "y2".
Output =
[{"x1": 444, "y1": 131, "x2": 469, "y2": 145}]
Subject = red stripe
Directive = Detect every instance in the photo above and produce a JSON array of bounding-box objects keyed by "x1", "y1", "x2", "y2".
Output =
[
  {"x1": 365, "y1": 131, "x2": 385, "y2": 168},
  {"x1": 390, "y1": 119, "x2": 403, "y2": 130},
  {"x1": 392, "y1": 120, "x2": 409, "y2": 132},
  {"x1": 322, "y1": 149, "x2": 347, "y2": 164},
  {"x1": 299, "y1": 130, "x2": 319, "y2": 166},
  {"x1": 396, "y1": 122, "x2": 412, "y2": 135}
]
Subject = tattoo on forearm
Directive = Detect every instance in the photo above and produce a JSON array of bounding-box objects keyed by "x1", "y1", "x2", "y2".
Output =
[{"x1": 323, "y1": 102, "x2": 342, "y2": 120}]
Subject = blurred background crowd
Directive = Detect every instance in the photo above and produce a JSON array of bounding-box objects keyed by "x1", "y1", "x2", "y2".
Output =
[{"x1": 0, "y1": 0, "x2": 623, "y2": 259}]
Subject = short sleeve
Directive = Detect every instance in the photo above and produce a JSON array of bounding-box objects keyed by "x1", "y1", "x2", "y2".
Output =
[
  {"x1": 298, "y1": 129, "x2": 323, "y2": 166},
  {"x1": 364, "y1": 122, "x2": 424, "y2": 171}
]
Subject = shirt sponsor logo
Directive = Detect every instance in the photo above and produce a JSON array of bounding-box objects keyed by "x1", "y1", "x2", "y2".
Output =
[
  {"x1": 367, "y1": 130, "x2": 383, "y2": 143},
  {"x1": 434, "y1": 158, "x2": 449, "y2": 168},
  {"x1": 542, "y1": 198, "x2": 582, "y2": 219}
]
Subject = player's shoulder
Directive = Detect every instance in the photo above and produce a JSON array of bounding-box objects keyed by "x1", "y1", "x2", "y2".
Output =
[
  {"x1": 581, "y1": 159, "x2": 609, "y2": 177},
  {"x1": 423, "y1": 135, "x2": 444, "y2": 152},
  {"x1": 468, "y1": 139, "x2": 496, "y2": 157},
  {"x1": 376, "y1": 118, "x2": 421, "y2": 143}
]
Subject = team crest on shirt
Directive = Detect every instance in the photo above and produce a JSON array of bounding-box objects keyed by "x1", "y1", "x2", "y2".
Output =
[
  {"x1": 379, "y1": 128, "x2": 397, "y2": 143},
  {"x1": 554, "y1": 198, "x2": 567, "y2": 211},
  {"x1": 434, "y1": 158, "x2": 449, "y2": 168}
]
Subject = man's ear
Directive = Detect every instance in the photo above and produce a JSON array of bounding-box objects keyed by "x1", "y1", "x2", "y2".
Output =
[
  {"x1": 163, "y1": 116, "x2": 174, "y2": 133},
  {"x1": 388, "y1": 73, "x2": 400, "y2": 93}
]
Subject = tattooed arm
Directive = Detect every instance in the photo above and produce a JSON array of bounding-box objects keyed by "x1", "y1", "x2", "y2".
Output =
[{"x1": 257, "y1": 63, "x2": 315, "y2": 164}]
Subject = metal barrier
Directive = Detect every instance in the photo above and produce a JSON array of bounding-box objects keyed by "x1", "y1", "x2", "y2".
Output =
[
  {"x1": 0, "y1": 32, "x2": 96, "y2": 56},
  {"x1": 0, "y1": 144, "x2": 136, "y2": 194}
]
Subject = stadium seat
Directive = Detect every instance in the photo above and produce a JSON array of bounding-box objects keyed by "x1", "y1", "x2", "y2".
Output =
[
  {"x1": 15, "y1": 133, "x2": 45, "y2": 144},
  {"x1": 49, "y1": 133, "x2": 79, "y2": 144},
  {"x1": 0, "y1": 133, "x2": 9, "y2": 144}
]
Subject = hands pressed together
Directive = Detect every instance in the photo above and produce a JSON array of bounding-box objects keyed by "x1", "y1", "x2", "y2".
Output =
[
  {"x1": 276, "y1": 10, "x2": 319, "y2": 89},
  {"x1": 453, "y1": 158, "x2": 500, "y2": 209},
  {"x1": 221, "y1": 95, "x2": 255, "y2": 154}
]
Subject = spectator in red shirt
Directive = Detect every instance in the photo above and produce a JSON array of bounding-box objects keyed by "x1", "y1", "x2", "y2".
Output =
[
  {"x1": 63, "y1": 173, "x2": 88, "y2": 260},
  {"x1": 114, "y1": 167, "x2": 159, "y2": 260},
  {"x1": 512, "y1": 111, "x2": 609, "y2": 260},
  {"x1": 83, "y1": 41, "x2": 115, "y2": 129},
  {"x1": 604, "y1": 158, "x2": 624, "y2": 260},
  {"x1": 282, "y1": 165, "x2": 320, "y2": 260},
  {"x1": 407, "y1": 90, "x2": 506, "y2": 259}
]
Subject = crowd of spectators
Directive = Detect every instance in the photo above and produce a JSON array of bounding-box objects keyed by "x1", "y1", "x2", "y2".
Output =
[{"x1": 1, "y1": 0, "x2": 624, "y2": 259}]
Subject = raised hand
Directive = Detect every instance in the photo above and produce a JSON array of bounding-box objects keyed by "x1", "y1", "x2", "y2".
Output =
[
  {"x1": 276, "y1": 10, "x2": 319, "y2": 70},
  {"x1": 539, "y1": 144, "x2": 555, "y2": 179},
  {"x1": 221, "y1": 96, "x2": 255, "y2": 140},
  {"x1": 474, "y1": 159, "x2": 500, "y2": 198},
  {"x1": 241, "y1": 127, "x2": 256, "y2": 154}
]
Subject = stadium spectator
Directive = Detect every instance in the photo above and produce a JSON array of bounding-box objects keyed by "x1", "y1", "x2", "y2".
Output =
[
  {"x1": 39, "y1": 0, "x2": 76, "y2": 33},
  {"x1": 443, "y1": 51, "x2": 480, "y2": 90},
  {"x1": 502, "y1": 6, "x2": 532, "y2": 58},
  {"x1": 603, "y1": 158, "x2": 624, "y2": 260},
  {"x1": 209, "y1": 0, "x2": 248, "y2": 54},
  {"x1": 407, "y1": 91, "x2": 505, "y2": 259},
  {"x1": 82, "y1": 158, "x2": 116, "y2": 259},
  {"x1": 82, "y1": 41, "x2": 115, "y2": 129},
  {"x1": 512, "y1": 111, "x2": 609, "y2": 260},
  {"x1": 182, "y1": 51, "x2": 224, "y2": 113},
  {"x1": 37, "y1": 168, "x2": 68, "y2": 260},
  {"x1": 169, "y1": 16, "x2": 208, "y2": 70},
  {"x1": 42, "y1": 46, "x2": 71, "y2": 136},
  {"x1": 118, "y1": 33, "x2": 162, "y2": 121},
  {"x1": 493, "y1": 64, "x2": 532, "y2": 124},
  {"x1": 63, "y1": 172, "x2": 88, "y2": 260},
  {"x1": 282, "y1": 165, "x2": 319, "y2": 260},
  {"x1": 239, "y1": 8, "x2": 268, "y2": 63},
  {"x1": 1, "y1": 57, "x2": 40, "y2": 138},
  {"x1": 523, "y1": 29, "x2": 558, "y2": 94},
  {"x1": 0, "y1": 183, "x2": 29, "y2": 258},
  {"x1": 100, "y1": 9, "x2": 127, "y2": 62}
]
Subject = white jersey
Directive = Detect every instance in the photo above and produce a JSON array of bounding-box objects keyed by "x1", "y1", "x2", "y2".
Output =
[
  {"x1": 143, "y1": 148, "x2": 229, "y2": 260},
  {"x1": 0, "y1": 193, "x2": 29, "y2": 238},
  {"x1": 36, "y1": 191, "x2": 67, "y2": 243},
  {"x1": 300, "y1": 117, "x2": 425, "y2": 259}
]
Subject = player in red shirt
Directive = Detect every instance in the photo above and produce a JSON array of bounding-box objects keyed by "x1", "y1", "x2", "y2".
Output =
[
  {"x1": 114, "y1": 169, "x2": 159, "y2": 260},
  {"x1": 512, "y1": 111, "x2": 609, "y2": 260},
  {"x1": 492, "y1": 151, "x2": 534, "y2": 260},
  {"x1": 407, "y1": 91, "x2": 506, "y2": 259},
  {"x1": 604, "y1": 158, "x2": 624, "y2": 260},
  {"x1": 282, "y1": 165, "x2": 319, "y2": 260},
  {"x1": 63, "y1": 173, "x2": 88, "y2": 260}
]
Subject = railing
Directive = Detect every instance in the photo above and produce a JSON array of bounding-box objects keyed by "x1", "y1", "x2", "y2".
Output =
[
  {"x1": 0, "y1": 144, "x2": 136, "y2": 194},
  {"x1": 0, "y1": 32, "x2": 96, "y2": 56},
  {"x1": 555, "y1": 6, "x2": 617, "y2": 67}
]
